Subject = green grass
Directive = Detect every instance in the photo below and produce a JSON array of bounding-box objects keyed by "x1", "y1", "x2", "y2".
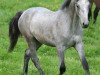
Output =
[{"x1": 0, "y1": 0, "x2": 100, "y2": 75}]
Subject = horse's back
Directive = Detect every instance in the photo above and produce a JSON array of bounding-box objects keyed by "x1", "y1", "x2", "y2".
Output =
[
  {"x1": 18, "y1": 7, "x2": 54, "y2": 32},
  {"x1": 23, "y1": 7, "x2": 54, "y2": 16}
]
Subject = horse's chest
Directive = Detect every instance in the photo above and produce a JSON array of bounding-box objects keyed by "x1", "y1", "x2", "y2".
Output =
[
  {"x1": 57, "y1": 34, "x2": 81, "y2": 47},
  {"x1": 61, "y1": 35, "x2": 75, "y2": 47}
]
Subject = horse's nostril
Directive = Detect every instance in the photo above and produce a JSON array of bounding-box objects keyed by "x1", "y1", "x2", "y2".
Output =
[
  {"x1": 83, "y1": 23, "x2": 85, "y2": 25},
  {"x1": 83, "y1": 21, "x2": 89, "y2": 28}
]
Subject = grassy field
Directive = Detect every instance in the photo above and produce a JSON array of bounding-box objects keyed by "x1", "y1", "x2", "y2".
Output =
[{"x1": 0, "y1": 0, "x2": 100, "y2": 75}]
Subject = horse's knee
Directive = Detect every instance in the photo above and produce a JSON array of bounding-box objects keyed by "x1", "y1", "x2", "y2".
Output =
[
  {"x1": 60, "y1": 63, "x2": 66, "y2": 75},
  {"x1": 24, "y1": 49, "x2": 31, "y2": 65},
  {"x1": 24, "y1": 49, "x2": 31, "y2": 63}
]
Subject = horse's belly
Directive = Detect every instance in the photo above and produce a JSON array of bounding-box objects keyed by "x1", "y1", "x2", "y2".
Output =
[
  {"x1": 30, "y1": 24, "x2": 56, "y2": 47},
  {"x1": 33, "y1": 33, "x2": 55, "y2": 47}
]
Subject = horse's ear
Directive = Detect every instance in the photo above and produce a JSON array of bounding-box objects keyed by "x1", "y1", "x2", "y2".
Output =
[
  {"x1": 65, "y1": 0, "x2": 71, "y2": 7},
  {"x1": 61, "y1": 0, "x2": 71, "y2": 9},
  {"x1": 76, "y1": 0, "x2": 79, "y2": 2},
  {"x1": 88, "y1": 0, "x2": 91, "y2": 3}
]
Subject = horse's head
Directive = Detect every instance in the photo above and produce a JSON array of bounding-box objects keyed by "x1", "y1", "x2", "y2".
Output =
[{"x1": 75, "y1": 0, "x2": 90, "y2": 28}]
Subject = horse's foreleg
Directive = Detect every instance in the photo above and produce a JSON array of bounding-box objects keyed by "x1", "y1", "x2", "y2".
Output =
[
  {"x1": 22, "y1": 49, "x2": 31, "y2": 75},
  {"x1": 57, "y1": 46, "x2": 66, "y2": 75},
  {"x1": 93, "y1": 7, "x2": 99, "y2": 23},
  {"x1": 75, "y1": 42, "x2": 90, "y2": 75}
]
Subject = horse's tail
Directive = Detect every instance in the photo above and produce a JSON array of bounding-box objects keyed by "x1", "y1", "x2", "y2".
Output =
[{"x1": 8, "y1": 11, "x2": 23, "y2": 52}]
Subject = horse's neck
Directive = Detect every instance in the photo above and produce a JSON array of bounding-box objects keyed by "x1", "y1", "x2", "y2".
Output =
[
  {"x1": 58, "y1": 0, "x2": 81, "y2": 35},
  {"x1": 72, "y1": 11, "x2": 80, "y2": 27},
  {"x1": 60, "y1": 9, "x2": 81, "y2": 36},
  {"x1": 72, "y1": 12, "x2": 81, "y2": 34},
  {"x1": 67, "y1": 6, "x2": 81, "y2": 34}
]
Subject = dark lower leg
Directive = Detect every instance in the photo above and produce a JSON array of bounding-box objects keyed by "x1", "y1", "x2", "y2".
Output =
[
  {"x1": 93, "y1": 7, "x2": 99, "y2": 23},
  {"x1": 88, "y1": 8, "x2": 92, "y2": 21},
  {"x1": 23, "y1": 49, "x2": 30, "y2": 75},
  {"x1": 81, "y1": 57, "x2": 90, "y2": 75},
  {"x1": 59, "y1": 62, "x2": 66, "y2": 75}
]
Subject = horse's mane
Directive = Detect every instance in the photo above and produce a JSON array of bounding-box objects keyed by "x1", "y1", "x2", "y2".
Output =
[{"x1": 60, "y1": 0, "x2": 71, "y2": 10}]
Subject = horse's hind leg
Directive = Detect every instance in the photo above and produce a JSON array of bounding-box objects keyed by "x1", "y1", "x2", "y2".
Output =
[
  {"x1": 23, "y1": 42, "x2": 41, "y2": 75},
  {"x1": 93, "y1": 7, "x2": 99, "y2": 23},
  {"x1": 75, "y1": 42, "x2": 90, "y2": 75},
  {"x1": 22, "y1": 49, "x2": 31, "y2": 75},
  {"x1": 26, "y1": 37, "x2": 44, "y2": 75}
]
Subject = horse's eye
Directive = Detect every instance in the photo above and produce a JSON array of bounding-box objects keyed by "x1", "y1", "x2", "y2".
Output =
[{"x1": 76, "y1": 5, "x2": 79, "y2": 8}]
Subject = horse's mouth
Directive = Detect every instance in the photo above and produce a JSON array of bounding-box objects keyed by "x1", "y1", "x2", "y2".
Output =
[{"x1": 82, "y1": 25, "x2": 88, "y2": 28}]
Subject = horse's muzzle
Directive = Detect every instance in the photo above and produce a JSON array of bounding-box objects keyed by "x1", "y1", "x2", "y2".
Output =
[
  {"x1": 82, "y1": 22, "x2": 89, "y2": 28},
  {"x1": 83, "y1": 24, "x2": 88, "y2": 28}
]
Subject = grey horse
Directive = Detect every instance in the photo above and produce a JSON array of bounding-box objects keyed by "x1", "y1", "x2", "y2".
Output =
[{"x1": 8, "y1": 0, "x2": 90, "y2": 75}]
